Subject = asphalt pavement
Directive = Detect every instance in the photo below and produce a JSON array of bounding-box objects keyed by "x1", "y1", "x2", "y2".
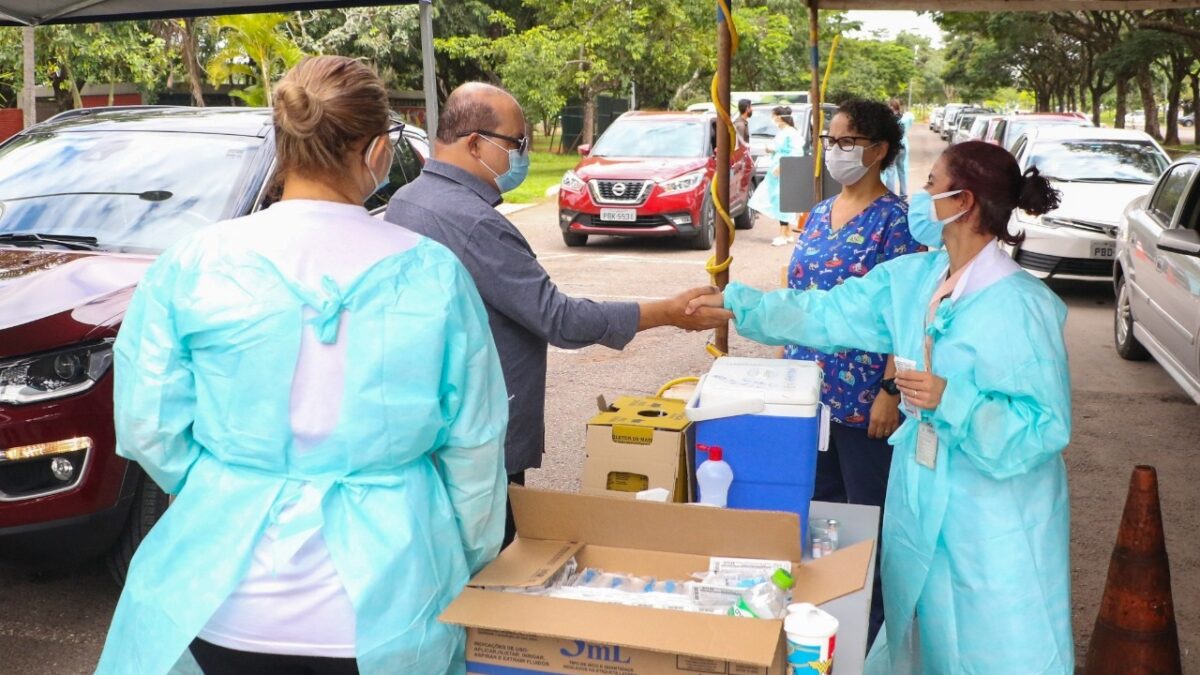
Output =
[{"x1": 1, "y1": 125, "x2": 1196, "y2": 673}]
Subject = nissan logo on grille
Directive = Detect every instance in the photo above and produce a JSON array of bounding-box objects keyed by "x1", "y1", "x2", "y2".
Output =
[{"x1": 612, "y1": 182, "x2": 627, "y2": 197}]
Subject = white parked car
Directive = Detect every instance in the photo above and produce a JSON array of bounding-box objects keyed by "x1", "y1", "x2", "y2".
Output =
[
  {"x1": 1114, "y1": 155, "x2": 1200, "y2": 403},
  {"x1": 1007, "y1": 126, "x2": 1172, "y2": 280}
]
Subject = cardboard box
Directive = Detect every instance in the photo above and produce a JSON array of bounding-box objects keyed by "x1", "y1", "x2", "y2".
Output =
[
  {"x1": 441, "y1": 487, "x2": 874, "y2": 675},
  {"x1": 581, "y1": 396, "x2": 694, "y2": 503}
]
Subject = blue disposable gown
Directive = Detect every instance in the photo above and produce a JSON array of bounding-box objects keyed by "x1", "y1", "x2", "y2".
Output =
[
  {"x1": 724, "y1": 250, "x2": 1073, "y2": 674},
  {"x1": 95, "y1": 231, "x2": 508, "y2": 674},
  {"x1": 748, "y1": 125, "x2": 802, "y2": 224}
]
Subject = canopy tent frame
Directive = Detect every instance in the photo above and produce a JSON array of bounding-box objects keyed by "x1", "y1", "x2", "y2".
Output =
[{"x1": 0, "y1": 0, "x2": 438, "y2": 145}]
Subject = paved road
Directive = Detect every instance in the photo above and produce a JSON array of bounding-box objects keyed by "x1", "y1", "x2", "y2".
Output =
[{"x1": 2, "y1": 126, "x2": 1196, "y2": 673}]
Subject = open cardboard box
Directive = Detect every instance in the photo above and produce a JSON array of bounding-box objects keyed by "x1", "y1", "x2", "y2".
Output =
[{"x1": 441, "y1": 487, "x2": 874, "y2": 675}]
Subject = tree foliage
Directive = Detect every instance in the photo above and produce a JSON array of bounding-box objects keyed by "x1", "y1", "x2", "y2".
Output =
[{"x1": 206, "y1": 13, "x2": 304, "y2": 107}]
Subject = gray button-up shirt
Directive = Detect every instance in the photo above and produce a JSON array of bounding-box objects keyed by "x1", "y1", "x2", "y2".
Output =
[{"x1": 385, "y1": 160, "x2": 640, "y2": 474}]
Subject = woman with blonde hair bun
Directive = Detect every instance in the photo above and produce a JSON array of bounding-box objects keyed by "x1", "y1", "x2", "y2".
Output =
[{"x1": 95, "y1": 55, "x2": 508, "y2": 675}]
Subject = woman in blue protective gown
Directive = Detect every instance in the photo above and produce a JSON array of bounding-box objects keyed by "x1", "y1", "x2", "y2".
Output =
[
  {"x1": 96, "y1": 56, "x2": 507, "y2": 675},
  {"x1": 748, "y1": 105, "x2": 803, "y2": 247},
  {"x1": 687, "y1": 141, "x2": 1074, "y2": 673}
]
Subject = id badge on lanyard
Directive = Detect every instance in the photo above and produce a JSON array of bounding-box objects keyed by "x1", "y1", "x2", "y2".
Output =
[{"x1": 915, "y1": 267, "x2": 965, "y2": 470}]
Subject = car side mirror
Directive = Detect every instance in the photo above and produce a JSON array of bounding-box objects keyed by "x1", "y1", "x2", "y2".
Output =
[
  {"x1": 578, "y1": 144, "x2": 591, "y2": 157},
  {"x1": 1159, "y1": 228, "x2": 1200, "y2": 257}
]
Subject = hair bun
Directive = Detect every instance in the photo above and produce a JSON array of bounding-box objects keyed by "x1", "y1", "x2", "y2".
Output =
[
  {"x1": 275, "y1": 79, "x2": 325, "y2": 140},
  {"x1": 1017, "y1": 166, "x2": 1062, "y2": 217}
]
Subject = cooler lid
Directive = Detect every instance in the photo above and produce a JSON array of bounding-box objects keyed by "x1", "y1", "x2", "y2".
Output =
[{"x1": 700, "y1": 357, "x2": 821, "y2": 407}]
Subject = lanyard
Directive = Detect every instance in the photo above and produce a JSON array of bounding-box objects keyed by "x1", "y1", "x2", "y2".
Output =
[{"x1": 923, "y1": 265, "x2": 968, "y2": 371}]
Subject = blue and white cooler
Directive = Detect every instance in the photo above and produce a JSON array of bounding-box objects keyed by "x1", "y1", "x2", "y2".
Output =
[{"x1": 685, "y1": 357, "x2": 828, "y2": 546}]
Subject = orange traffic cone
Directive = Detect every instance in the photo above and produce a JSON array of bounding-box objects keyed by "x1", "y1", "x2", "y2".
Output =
[{"x1": 1082, "y1": 465, "x2": 1182, "y2": 675}]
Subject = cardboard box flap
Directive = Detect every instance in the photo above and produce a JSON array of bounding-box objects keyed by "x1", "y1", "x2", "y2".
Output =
[
  {"x1": 469, "y1": 539, "x2": 584, "y2": 588},
  {"x1": 589, "y1": 396, "x2": 691, "y2": 432},
  {"x1": 512, "y1": 487, "x2": 802, "y2": 562},
  {"x1": 792, "y1": 539, "x2": 875, "y2": 605},
  {"x1": 441, "y1": 588, "x2": 784, "y2": 667}
]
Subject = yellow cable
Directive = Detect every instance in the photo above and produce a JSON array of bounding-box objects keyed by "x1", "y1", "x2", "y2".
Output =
[
  {"x1": 813, "y1": 34, "x2": 841, "y2": 178},
  {"x1": 704, "y1": 0, "x2": 739, "y2": 360},
  {"x1": 656, "y1": 376, "x2": 700, "y2": 399}
]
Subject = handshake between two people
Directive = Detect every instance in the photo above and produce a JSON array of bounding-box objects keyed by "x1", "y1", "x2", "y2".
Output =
[{"x1": 639, "y1": 287, "x2": 732, "y2": 332}]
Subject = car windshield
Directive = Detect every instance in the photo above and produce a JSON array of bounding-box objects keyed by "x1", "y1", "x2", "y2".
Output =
[
  {"x1": 591, "y1": 120, "x2": 706, "y2": 158},
  {"x1": 0, "y1": 130, "x2": 265, "y2": 253},
  {"x1": 1030, "y1": 140, "x2": 1168, "y2": 184}
]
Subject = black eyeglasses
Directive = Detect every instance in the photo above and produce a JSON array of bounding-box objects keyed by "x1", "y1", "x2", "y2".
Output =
[
  {"x1": 819, "y1": 135, "x2": 877, "y2": 152},
  {"x1": 458, "y1": 129, "x2": 529, "y2": 154}
]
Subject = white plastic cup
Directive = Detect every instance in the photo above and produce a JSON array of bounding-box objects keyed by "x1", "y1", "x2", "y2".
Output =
[{"x1": 784, "y1": 603, "x2": 838, "y2": 674}]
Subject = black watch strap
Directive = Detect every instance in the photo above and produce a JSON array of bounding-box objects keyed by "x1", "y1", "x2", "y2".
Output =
[{"x1": 881, "y1": 378, "x2": 900, "y2": 396}]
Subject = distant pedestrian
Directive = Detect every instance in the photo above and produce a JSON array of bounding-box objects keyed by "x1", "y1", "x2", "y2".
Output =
[
  {"x1": 734, "y1": 98, "x2": 752, "y2": 144},
  {"x1": 883, "y1": 99, "x2": 913, "y2": 195},
  {"x1": 748, "y1": 105, "x2": 802, "y2": 246}
]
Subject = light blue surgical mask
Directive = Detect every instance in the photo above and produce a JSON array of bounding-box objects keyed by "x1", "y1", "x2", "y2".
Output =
[
  {"x1": 908, "y1": 189, "x2": 965, "y2": 248},
  {"x1": 479, "y1": 135, "x2": 530, "y2": 193}
]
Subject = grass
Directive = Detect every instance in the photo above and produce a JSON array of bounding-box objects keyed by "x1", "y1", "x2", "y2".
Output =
[{"x1": 504, "y1": 133, "x2": 581, "y2": 205}]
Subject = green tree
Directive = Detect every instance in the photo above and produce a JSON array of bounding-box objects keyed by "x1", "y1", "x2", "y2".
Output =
[
  {"x1": 294, "y1": 7, "x2": 423, "y2": 91},
  {"x1": 36, "y1": 23, "x2": 169, "y2": 112},
  {"x1": 206, "y1": 13, "x2": 304, "y2": 107},
  {"x1": 825, "y1": 38, "x2": 917, "y2": 102}
]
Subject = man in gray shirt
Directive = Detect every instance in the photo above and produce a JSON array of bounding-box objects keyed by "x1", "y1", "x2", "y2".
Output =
[{"x1": 386, "y1": 83, "x2": 724, "y2": 544}]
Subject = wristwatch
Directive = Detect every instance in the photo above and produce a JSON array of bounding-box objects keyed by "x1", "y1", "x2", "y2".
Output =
[{"x1": 880, "y1": 378, "x2": 901, "y2": 396}]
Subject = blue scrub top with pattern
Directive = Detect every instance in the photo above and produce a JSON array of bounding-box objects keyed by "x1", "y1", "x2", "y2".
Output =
[{"x1": 784, "y1": 192, "x2": 921, "y2": 427}]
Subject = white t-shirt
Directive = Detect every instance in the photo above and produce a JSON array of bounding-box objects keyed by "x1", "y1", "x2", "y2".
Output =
[{"x1": 197, "y1": 199, "x2": 421, "y2": 657}]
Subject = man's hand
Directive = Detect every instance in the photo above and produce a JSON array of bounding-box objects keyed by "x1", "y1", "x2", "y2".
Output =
[
  {"x1": 895, "y1": 371, "x2": 947, "y2": 411},
  {"x1": 868, "y1": 391, "x2": 901, "y2": 439},
  {"x1": 639, "y1": 287, "x2": 733, "y2": 331}
]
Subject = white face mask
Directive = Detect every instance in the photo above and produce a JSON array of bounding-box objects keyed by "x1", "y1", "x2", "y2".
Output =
[{"x1": 824, "y1": 143, "x2": 879, "y2": 186}]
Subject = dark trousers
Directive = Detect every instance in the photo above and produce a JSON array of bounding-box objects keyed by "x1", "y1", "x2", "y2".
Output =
[
  {"x1": 813, "y1": 422, "x2": 894, "y2": 650},
  {"x1": 190, "y1": 639, "x2": 359, "y2": 675},
  {"x1": 502, "y1": 471, "x2": 526, "y2": 549}
]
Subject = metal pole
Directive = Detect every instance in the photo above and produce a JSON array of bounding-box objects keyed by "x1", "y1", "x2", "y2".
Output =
[
  {"x1": 714, "y1": 2, "x2": 732, "y2": 355},
  {"x1": 22, "y1": 26, "x2": 34, "y2": 128},
  {"x1": 419, "y1": 0, "x2": 438, "y2": 157},
  {"x1": 808, "y1": 0, "x2": 821, "y2": 203},
  {"x1": 908, "y1": 45, "x2": 917, "y2": 110}
]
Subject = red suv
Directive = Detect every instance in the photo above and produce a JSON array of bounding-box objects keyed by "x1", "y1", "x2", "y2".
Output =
[
  {"x1": 0, "y1": 107, "x2": 424, "y2": 583},
  {"x1": 558, "y1": 111, "x2": 755, "y2": 249}
]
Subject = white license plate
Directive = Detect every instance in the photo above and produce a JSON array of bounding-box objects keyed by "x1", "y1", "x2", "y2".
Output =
[
  {"x1": 1091, "y1": 242, "x2": 1116, "y2": 259},
  {"x1": 600, "y1": 208, "x2": 637, "y2": 223}
]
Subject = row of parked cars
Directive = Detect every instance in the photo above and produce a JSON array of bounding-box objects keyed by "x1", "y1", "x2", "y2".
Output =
[
  {"x1": 932, "y1": 104, "x2": 1200, "y2": 404},
  {"x1": 0, "y1": 107, "x2": 430, "y2": 582}
]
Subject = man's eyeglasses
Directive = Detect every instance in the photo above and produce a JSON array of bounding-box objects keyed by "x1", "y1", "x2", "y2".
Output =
[
  {"x1": 458, "y1": 129, "x2": 529, "y2": 155},
  {"x1": 819, "y1": 135, "x2": 877, "y2": 152}
]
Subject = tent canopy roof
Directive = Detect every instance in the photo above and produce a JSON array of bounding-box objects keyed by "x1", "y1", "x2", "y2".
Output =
[
  {"x1": 1, "y1": 0, "x2": 1198, "y2": 25},
  {"x1": 0, "y1": 0, "x2": 416, "y2": 26}
]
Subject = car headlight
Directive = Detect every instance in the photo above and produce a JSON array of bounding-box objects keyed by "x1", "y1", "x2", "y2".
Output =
[
  {"x1": 659, "y1": 170, "x2": 707, "y2": 195},
  {"x1": 561, "y1": 170, "x2": 586, "y2": 193},
  {"x1": 0, "y1": 340, "x2": 114, "y2": 405}
]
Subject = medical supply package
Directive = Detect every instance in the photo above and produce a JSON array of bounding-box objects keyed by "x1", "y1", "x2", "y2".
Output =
[
  {"x1": 440, "y1": 487, "x2": 874, "y2": 675},
  {"x1": 581, "y1": 396, "x2": 695, "y2": 503}
]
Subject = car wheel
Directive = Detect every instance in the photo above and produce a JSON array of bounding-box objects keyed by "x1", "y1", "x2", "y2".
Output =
[
  {"x1": 562, "y1": 231, "x2": 588, "y2": 247},
  {"x1": 106, "y1": 470, "x2": 170, "y2": 586},
  {"x1": 1114, "y1": 274, "x2": 1151, "y2": 361},
  {"x1": 734, "y1": 205, "x2": 754, "y2": 230},
  {"x1": 689, "y1": 193, "x2": 716, "y2": 250}
]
